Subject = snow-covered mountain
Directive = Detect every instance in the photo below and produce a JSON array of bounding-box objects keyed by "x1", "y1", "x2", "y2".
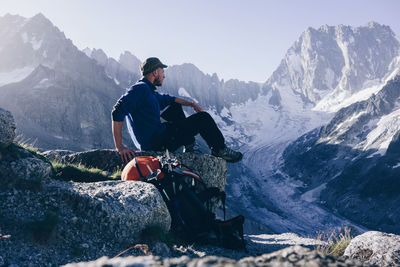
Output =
[
  {"x1": 216, "y1": 22, "x2": 400, "y2": 235},
  {"x1": 221, "y1": 22, "x2": 400, "y2": 147}
]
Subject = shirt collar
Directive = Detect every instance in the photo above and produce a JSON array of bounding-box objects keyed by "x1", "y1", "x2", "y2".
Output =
[{"x1": 140, "y1": 77, "x2": 157, "y2": 91}]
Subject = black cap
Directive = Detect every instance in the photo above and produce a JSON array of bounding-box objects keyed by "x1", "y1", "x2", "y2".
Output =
[{"x1": 140, "y1": 57, "x2": 168, "y2": 76}]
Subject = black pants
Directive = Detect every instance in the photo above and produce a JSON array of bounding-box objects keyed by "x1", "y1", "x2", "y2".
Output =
[{"x1": 150, "y1": 103, "x2": 225, "y2": 152}]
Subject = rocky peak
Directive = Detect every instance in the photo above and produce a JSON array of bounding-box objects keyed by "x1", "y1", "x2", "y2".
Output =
[
  {"x1": 0, "y1": 13, "x2": 27, "y2": 27},
  {"x1": 28, "y1": 12, "x2": 52, "y2": 26},
  {"x1": 82, "y1": 47, "x2": 92, "y2": 57},
  {"x1": 89, "y1": 48, "x2": 109, "y2": 66},
  {"x1": 0, "y1": 13, "x2": 73, "y2": 71},
  {"x1": 263, "y1": 22, "x2": 400, "y2": 111},
  {"x1": 119, "y1": 51, "x2": 141, "y2": 74}
]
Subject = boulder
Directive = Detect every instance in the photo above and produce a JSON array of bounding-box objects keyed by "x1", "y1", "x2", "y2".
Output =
[
  {"x1": 51, "y1": 180, "x2": 171, "y2": 246},
  {"x1": 0, "y1": 178, "x2": 171, "y2": 266},
  {"x1": 0, "y1": 144, "x2": 52, "y2": 188},
  {"x1": 0, "y1": 109, "x2": 52, "y2": 188},
  {"x1": 344, "y1": 231, "x2": 400, "y2": 266},
  {"x1": 174, "y1": 152, "x2": 226, "y2": 191},
  {"x1": 57, "y1": 149, "x2": 122, "y2": 173},
  {"x1": 0, "y1": 107, "x2": 15, "y2": 148},
  {"x1": 42, "y1": 149, "x2": 75, "y2": 162}
]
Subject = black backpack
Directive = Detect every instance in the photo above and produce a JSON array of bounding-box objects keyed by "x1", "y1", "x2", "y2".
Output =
[{"x1": 137, "y1": 151, "x2": 246, "y2": 250}]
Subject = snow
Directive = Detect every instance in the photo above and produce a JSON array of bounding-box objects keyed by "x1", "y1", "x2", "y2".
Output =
[
  {"x1": 363, "y1": 108, "x2": 400, "y2": 155},
  {"x1": 0, "y1": 66, "x2": 35, "y2": 87},
  {"x1": 337, "y1": 111, "x2": 367, "y2": 135},
  {"x1": 33, "y1": 78, "x2": 51, "y2": 89},
  {"x1": 238, "y1": 141, "x2": 366, "y2": 235},
  {"x1": 83, "y1": 47, "x2": 93, "y2": 57},
  {"x1": 314, "y1": 61, "x2": 400, "y2": 113},
  {"x1": 20, "y1": 32, "x2": 43, "y2": 50},
  {"x1": 324, "y1": 68, "x2": 335, "y2": 89},
  {"x1": 178, "y1": 87, "x2": 192, "y2": 98},
  {"x1": 286, "y1": 49, "x2": 303, "y2": 74},
  {"x1": 214, "y1": 81, "x2": 331, "y2": 150},
  {"x1": 220, "y1": 107, "x2": 231, "y2": 118},
  {"x1": 314, "y1": 81, "x2": 381, "y2": 113},
  {"x1": 31, "y1": 36, "x2": 43, "y2": 50},
  {"x1": 21, "y1": 32, "x2": 28, "y2": 43}
]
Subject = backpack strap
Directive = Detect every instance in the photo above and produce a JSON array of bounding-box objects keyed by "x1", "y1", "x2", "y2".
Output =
[
  {"x1": 197, "y1": 187, "x2": 226, "y2": 220},
  {"x1": 134, "y1": 157, "x2": 145, "y2": 181}
]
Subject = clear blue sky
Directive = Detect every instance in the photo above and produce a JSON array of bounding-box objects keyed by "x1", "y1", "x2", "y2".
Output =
[{"x1": 1, "y1": 0, "x2": 399, "y2": 82}]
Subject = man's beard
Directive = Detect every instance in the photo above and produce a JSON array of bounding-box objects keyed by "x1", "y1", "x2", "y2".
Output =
[{"x1": 153, "y1": 77, "x2": 162, "y2": 86}]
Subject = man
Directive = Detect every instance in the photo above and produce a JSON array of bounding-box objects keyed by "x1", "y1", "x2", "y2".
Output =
[{"x1": 111, "y1": 57, "x2": 243, "y2": 163}]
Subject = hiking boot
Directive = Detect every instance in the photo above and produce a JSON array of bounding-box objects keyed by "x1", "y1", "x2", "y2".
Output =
[
  {"x1": 184, "y1": 142, "x2": 202, "y2": 154},
  {"x1": 212, "y1": 146, "x2": 243, "y2": 163}
]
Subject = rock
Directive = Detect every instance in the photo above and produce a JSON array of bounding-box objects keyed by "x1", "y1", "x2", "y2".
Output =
[
  {"x1": 239, "y1": 245, "x2": 367, "y2": 266},
  {"x1": 0, "y1": 144, "x2": 52, "y2": 188},
  {"x1": 0, "y1": 108, "x2": 15, "y2": 148},
  {"x1": 51, "y1": 180, "x2": 171, "y2": 246},
  {"x1": 7, "y1": 157, "x2": 52, "y2": 186},
  {"x1": 344, "y1": 231, "x2": 400, "y2": 266},
  {"x1": 0, "y1": 179, "x2": 169, "y2": 266},
  {"x1": 59, "y1": 149, "x2": 122, "y2": 173},
  {"x1": 150, "y1": 242, "x2": 171, "y2": 257},
  {"x1": 174, "y1": 152, "x2": 226, "y2": 192},
  {"x1": 42, "y1": 149, "x2": 75, "y2": 162},
  {"x1": 62, "y1": 245, "x2": 370, "y2": 267}
]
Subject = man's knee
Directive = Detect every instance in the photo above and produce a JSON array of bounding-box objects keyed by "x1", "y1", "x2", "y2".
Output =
[
  {"x1": 194, "y1": 111, "x2": 216, "y2": 124},
  {"x1": 161, "y1": 102, "x2": 185, "y2": 121},
  {"x1": 196, "y1": 111, "x2": 211, "y2": 119}
]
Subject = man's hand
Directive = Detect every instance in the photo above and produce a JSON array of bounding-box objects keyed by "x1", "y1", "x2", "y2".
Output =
[
  {"x1": 117, "y1": 145, "x2": 135, "y2": 163},
  {"x1": 175, "y1": 98, "x2": 203, "y2": 113},
  {"x1": 112, "y1": 121, "x2": 135, "y2": 163},
  {"x1": 192, "y1": 102, "x2": 203, "y2": 113}
]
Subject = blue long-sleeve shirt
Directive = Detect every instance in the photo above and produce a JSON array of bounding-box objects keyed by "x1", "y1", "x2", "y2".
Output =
[{"x1": 112, "y1": 78, "x2": 176, "y2": 150}]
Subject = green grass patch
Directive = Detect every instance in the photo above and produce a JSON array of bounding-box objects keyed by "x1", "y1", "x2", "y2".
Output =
[
  {"x1": 315, "y1": 226, "x2": 352, "y2": 257},
  {"x1": 51, "y1": 161, "x2": 113, "y2": 182},
  {"x1": 110, "y1": 170, "x2": 122, "y2": 180}
]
